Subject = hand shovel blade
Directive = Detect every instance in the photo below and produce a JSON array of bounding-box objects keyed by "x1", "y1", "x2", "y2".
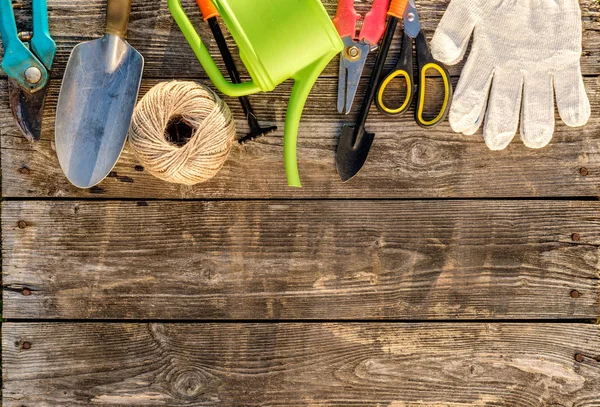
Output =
[
  {"x1": 336, "y1": 124, "x2": 374, "y2": 182},
  {"x1": 55, "y1": 34, "x2": 143, "y2": 189}
]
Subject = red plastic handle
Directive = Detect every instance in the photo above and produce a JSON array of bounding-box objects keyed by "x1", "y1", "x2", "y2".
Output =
[
  {"x1": 359, "y1": 0, "x2": 391, "y2": 45},
  {"x1": 197, "y1": 0, "x2": 219, "y2": 21},
  {"x1": 333, "y1": 0, "x2": 360, "y2": 38}
]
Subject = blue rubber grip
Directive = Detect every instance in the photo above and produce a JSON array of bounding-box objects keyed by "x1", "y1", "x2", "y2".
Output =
[
  {"x1": 0, "y1": 0, "x2": 49, "y2": 91},
  {"x1": 31, "y1": 0, "x2": 56, "y2": 69},
  {"x1": 0, "y1": 0, "x2": 21, "y2": 55}
]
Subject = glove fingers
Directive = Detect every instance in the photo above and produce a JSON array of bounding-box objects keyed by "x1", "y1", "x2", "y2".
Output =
[
  {"x1": 431, "y1": 0, "x2": 476, "y2": 65},
  {"x1": 554, "y1": 64, "x2": 591, "y2": 127},
  {"x1": 461, "y1": 100, "x2": 487, "y2": 136},
  {"x1": 449, "y1": 51, "x2": 494, "y2": 135},
  {"x1": 521, "y1": 72, "x2": 555, "y2": 149},
  {"x1": 483, "y1": 69, "x2": 524, "y2": 151}
]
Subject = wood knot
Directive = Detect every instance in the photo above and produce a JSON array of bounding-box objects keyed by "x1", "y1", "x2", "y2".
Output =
[
  {"x1": 409, "y1": 139, "x2": 441, "y2": 168},
  {"x1": 171, "y1": 370, "x2": 206, "y2": 399}
]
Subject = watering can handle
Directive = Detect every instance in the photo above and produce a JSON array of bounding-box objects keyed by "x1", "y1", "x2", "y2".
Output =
[
  {"x1": 285, "y1": 58, "x2": 335, "y2": 188},
  {"x1": 168, "y1": 0, "x2": 260, "y2": 97}
]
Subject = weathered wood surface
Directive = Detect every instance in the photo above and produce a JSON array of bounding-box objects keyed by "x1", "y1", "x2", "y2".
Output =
[
  {"x1": 3, "y1": 323, "x2": 600, "y2": 406},
  {"x1": 1, "y1": 76, "x2": 599, "y2": 198},
  {"x1": 3, "y1": 200, "x2": 599, "y2": 320},
  {"x1": 1, "y1": 0, "x2": 598, "y2": 79},
  {"x1": 2, "y1": 1, "x2": 600, "y2": 405}
]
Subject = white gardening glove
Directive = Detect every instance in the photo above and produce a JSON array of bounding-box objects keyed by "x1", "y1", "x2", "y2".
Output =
[{"x1": 431, "y1": 0, "x2": 591, "y2": 150}]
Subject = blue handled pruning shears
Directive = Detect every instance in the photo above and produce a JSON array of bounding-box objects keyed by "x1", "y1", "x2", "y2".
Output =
[{"x1": 0, "y1": 0, "x2": 56, "y2": 141}]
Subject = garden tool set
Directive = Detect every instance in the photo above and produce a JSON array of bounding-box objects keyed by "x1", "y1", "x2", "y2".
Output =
[
  {"x1": 0, "y1": 0, "x2": 590, "y2": 189},
  {"x1": 337, "y1": 0, "x2": 452, "y2": 182},
  {"x1": 0, "y1": 0, "x2": 55, "y2": 141},
  {"x1": 196, "y1": 0, "x2": 277, "y2": 144}
]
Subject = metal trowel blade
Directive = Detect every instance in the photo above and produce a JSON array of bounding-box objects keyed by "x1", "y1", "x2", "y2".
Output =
[
  {"x1": 336, "y1": 125, "x2": 375, "y2": 182},
  {"x1": 55, "y1": 34, "x2": 144, "y2": 189}
]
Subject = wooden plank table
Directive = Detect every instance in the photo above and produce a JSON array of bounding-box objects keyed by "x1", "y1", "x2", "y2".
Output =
[{"x1": 2, "y1": 0, "x2": 599, "y2": 405}]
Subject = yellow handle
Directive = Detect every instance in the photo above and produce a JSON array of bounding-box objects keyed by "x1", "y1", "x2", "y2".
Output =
[
  {"x1": 377, "y1": 69, "x2": 412, "y2": 115},
  {"x1": 416, "y1": 62, "x2": 451, "y2": 127}
]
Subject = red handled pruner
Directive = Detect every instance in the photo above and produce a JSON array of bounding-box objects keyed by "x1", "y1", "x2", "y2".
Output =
[{"x1": 333, "y1": 0, "x2": 391, "y2": 114}]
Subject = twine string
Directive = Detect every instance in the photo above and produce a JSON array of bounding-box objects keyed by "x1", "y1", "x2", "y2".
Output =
[{"x1": 129, "y1": 81, "x2": 236, "y2": 185}]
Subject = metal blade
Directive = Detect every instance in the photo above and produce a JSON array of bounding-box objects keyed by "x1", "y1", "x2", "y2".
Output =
[
  {"x1": 336, "y1": 124, "x2": 375, "y2": 182},
  {"x1": 55, "y1": 35, "x2": 144, "y2": 189},
  {"x1": 343, "y1": 44, "x2": 369, "y2": 114},
  {"x1": 8, "y1": 77, "x2": 48, "y2": 141},
  {"x1": 338, "y1": 38, "x2": 370, "y2": 114},
  {"x1": 337, "y1": 51, "x2": 348, "y2": 114}
]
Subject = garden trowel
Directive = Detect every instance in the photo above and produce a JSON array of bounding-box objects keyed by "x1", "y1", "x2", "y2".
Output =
[{"x1": 55, "y1": 0, "x2": 143, "y2": 189}]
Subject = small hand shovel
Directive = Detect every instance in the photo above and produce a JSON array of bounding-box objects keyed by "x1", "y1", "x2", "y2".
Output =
[
  {"x1": 336, "y1": 8, "x2": 398, "y2": 182},
  {"x1": 55, "y1": 0, "x2": 144, "y2": 189}
]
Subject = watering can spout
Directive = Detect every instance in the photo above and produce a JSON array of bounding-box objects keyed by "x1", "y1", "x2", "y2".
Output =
[{"x1": 284, "y1": 59, "x2": 332, "y2": 188}]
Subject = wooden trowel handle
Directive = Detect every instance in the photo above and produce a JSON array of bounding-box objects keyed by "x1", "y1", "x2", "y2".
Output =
[{"x1": 106, "y1": 0, "x2": 132, "y2": 37}]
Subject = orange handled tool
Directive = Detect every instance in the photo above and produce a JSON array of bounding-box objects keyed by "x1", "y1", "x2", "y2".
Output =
[
  {"x1": 388, "y1": 0, "x2": 408, "y2": 18},
  {"x1": 197, "y1": 0, "x2": 276, "y2": 143},
  {"x1": 197, "y1": 0, "x2": 218, "y2": 20}
]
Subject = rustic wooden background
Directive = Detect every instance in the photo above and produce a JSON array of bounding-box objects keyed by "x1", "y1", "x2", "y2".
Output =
[{"x1": 1, "y1": 0, "x2": 599, "y2": 405}]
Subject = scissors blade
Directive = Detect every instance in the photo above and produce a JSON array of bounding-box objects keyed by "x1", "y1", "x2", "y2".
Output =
[
  {"x1": 403, "y1": 1, "x2": 421, "y2": 38},
  {"x1": 338, "y1": 38, "x2": 371, "y2": 114},
  {"x1": 8, "y1": 77, "x2": 48, "y2": 141},
  {"x1": 337, "y1": 51, "x2": 349, "y2": 114}
]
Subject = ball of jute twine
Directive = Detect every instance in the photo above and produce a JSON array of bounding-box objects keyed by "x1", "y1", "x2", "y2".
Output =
[{"x1": 129, "y1": 81, "x2": 236, "y2": 185}]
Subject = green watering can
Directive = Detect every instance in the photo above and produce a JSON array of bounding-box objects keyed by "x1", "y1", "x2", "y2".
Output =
[{"x1": 169, "y1": 0, "x2": 343, "y2": 187}]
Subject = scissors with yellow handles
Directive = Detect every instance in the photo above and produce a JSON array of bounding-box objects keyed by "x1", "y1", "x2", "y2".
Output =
[{"x1": 376, "y1": 0, "x2": 452, "y2": 128}]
